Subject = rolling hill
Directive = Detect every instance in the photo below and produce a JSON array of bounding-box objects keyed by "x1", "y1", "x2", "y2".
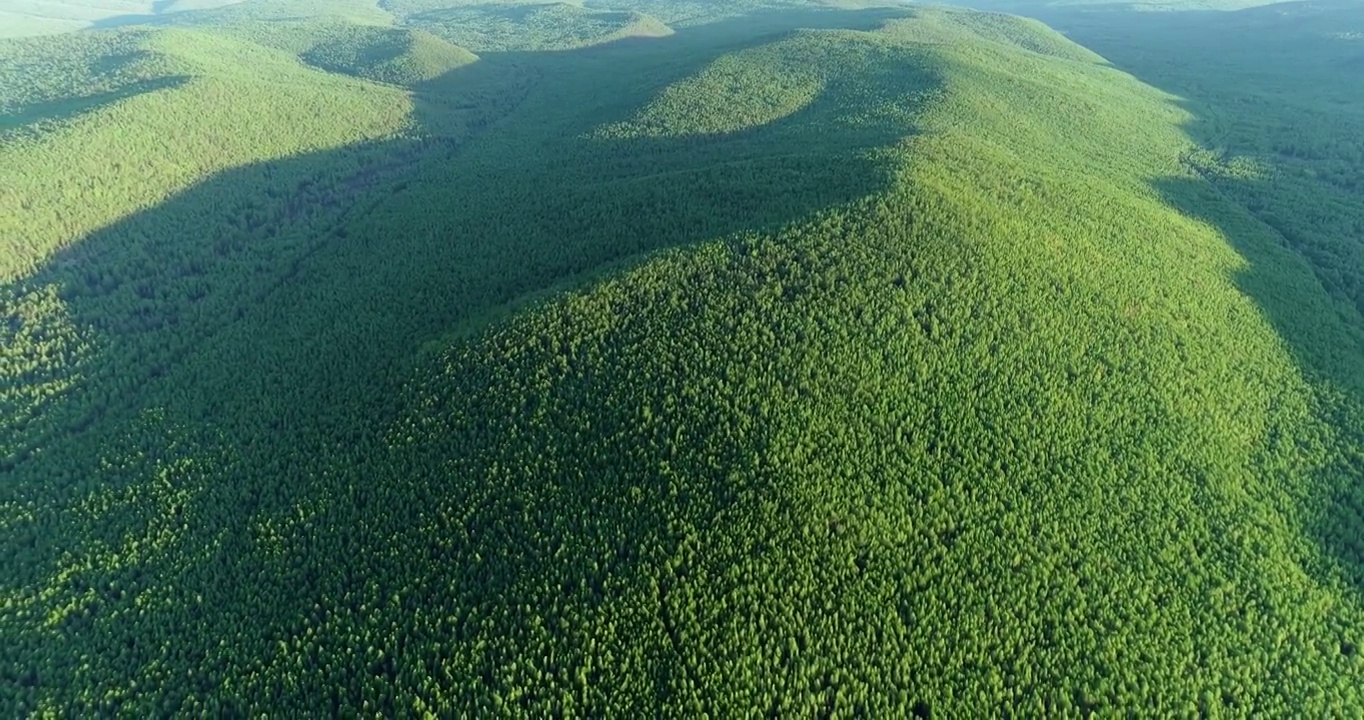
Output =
[{"x1": 3, "y1": 0, "x2": 1363, "y2": 715}]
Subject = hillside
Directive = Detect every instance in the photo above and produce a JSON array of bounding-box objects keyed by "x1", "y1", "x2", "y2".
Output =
[
  {"x1": 3, "y1": 0, "x2": 1364, "y2": 716},
  {"x1": 1003, "y1": 0, "x2": 1364, "y2": 352}
]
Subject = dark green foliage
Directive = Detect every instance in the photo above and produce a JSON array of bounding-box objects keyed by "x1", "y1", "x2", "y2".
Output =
[{"x1": 3, "y1": 1, "x2": 1364, "y2": 716}]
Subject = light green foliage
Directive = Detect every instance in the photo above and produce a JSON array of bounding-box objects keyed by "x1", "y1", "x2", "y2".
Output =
[
  {"x1": 3, "y1": 1, "x2": 1364, "y2": 716},
  {"x1": 999, "y1": 0, "x2": 1364, "y2": 613}
]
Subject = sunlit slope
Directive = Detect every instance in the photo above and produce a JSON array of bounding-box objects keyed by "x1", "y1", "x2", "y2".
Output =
[
  {"x1": 3, "y1": 4, "x2": 1364, "y2": 717},
  {"x1": 378, "y1": 7, "x2": 1364, "y2": 713}
]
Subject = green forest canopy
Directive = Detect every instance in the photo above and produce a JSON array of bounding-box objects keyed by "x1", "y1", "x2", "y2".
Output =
[{"x1": 2, "y1": 0, "x2": 1364, "y2": 715}]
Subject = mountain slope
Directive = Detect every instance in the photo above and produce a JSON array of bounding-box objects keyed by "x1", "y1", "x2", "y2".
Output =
[
  {"x1": 2, "y1": 3, "x2": 1363, "y2": 716},
  {"x1": 362, "y1": 10, "x2": 1364, "y2": 713},
  {"x1": 0, "y1": 22, "x2": 508, "y2": 474}
]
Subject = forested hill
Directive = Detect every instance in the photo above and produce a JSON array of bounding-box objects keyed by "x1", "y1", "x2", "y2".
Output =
[{"x1": 4, "y1": 0, "x2": 1364, "y2": 715}]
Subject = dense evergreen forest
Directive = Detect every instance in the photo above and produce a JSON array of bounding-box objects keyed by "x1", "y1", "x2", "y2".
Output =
[{"x1": 3, "y1": 0, "x2": 1363, "y2": 715}]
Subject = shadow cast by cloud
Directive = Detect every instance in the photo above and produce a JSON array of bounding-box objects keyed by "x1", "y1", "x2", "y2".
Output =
[{"x1": 0, "y1": 6, "x2": 924, "y2": 713}]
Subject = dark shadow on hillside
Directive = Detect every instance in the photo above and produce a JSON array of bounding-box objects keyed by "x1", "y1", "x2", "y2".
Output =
[
  {"x1": 0, "y1": 6, "x2": 923, "y2": 713},
  {"x1": 994, "y1": 1, "x2": 1364, "y2": 592}
]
